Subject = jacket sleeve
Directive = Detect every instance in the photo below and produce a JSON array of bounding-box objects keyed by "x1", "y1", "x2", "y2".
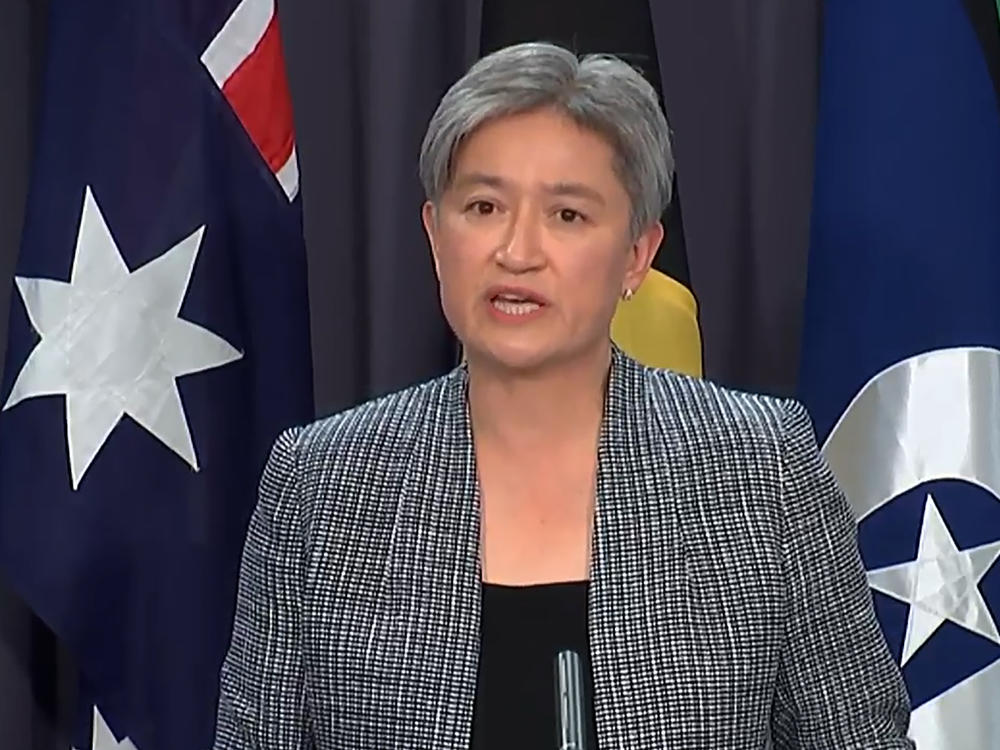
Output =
[
  {"x1": 214, "y1": 427, "x2": 311, "y2": 750},
  {"x1": 770, "y1": 400, "x2": 914, "y2": 750}
]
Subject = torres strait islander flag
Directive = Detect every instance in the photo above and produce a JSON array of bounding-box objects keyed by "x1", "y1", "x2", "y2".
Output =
[{"x1": 799, "y1": 1, "x2": 1000, "y2": 747}]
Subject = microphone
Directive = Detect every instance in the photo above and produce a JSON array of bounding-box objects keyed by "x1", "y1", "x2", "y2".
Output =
[{"x1": 554, "y1": 649, "x2": 589, "y2": 750}]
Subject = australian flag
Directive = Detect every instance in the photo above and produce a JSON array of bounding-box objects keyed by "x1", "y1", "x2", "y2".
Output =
[
  {"x1": 0, "y1": 1, "x2": 313, "y2": 749},
  {"x1": 798, "y1": 1, "x2": 1000, "y2": 747}
]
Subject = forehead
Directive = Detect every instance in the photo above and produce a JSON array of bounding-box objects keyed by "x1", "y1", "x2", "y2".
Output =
[{"x1": 450, "y1": 109, "x2": 620, "y2": 187}]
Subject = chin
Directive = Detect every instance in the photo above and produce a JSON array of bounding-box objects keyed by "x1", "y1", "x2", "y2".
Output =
[
  {"x1": 465, "y1": 337, "x2": 557, "y2": 374},
  {"x1": 471, "y1": 334, "x2": 608, "y2": 377}
]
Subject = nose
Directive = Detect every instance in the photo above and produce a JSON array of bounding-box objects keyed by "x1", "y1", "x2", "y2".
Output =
[{"x1": 495, "y1": 207, "x2": 545, "y2": 273}]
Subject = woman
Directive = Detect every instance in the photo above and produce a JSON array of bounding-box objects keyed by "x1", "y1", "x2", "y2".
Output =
[{"x1": 214, "y1": 42, "x2": 912, "y2": 749}]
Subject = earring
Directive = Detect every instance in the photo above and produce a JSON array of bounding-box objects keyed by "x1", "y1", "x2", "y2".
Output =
[{"x1": 622, "y1": 288, "x2": 634, "y2": 301}]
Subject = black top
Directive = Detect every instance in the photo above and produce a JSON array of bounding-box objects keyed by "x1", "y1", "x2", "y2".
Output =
[{"x1": 470, "y1": 580, "x2": 598, "y2": 749}]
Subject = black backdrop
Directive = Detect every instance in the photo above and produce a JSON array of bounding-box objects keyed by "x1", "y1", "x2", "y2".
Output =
[{"x1": 0, "y1": 0, "x2": 821, "y2": 746}]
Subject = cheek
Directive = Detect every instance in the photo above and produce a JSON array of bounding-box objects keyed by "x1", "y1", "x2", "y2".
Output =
[
  {"x1": 560, "y1": 245, "x2": 625, "y2": 305},
  {"x1": 434, "y1": 256, "x2": 464, "y2": 316},
  {"x1": 432, "y1": 233, "x2": 486, "y2": 311},
  {"x1": 433, "y1": 255, "x2": 470, "y2": 336},
  {"x1": 435, "y1": 244, "x2": 474, "y2": 290},
  {"x1": 434, "y1": 221, "x2": 497, "y2": 282}
]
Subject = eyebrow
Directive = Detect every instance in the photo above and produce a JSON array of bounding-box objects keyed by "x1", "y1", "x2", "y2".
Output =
[
  {"x1": 450, "y1": 172, "x2": 606, "y2": 206},
  {"x1": 543, "y1": 181, "x2": 606, "y2": 206},
  {"x1": 451, "y1": 172, "x2": 507, "y2": 191}
]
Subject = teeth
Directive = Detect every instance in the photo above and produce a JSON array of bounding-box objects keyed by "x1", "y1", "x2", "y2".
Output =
[{"x1": 492, "y1": 299, "x2": 540, "y2": 315}]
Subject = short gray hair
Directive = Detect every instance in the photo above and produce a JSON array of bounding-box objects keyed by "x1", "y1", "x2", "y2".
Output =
[{"x1": 419, "y1": 41, "x2": 674, "y2": 240}]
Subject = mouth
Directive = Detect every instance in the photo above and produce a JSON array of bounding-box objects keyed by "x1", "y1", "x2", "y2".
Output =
[{"x1": 485, "y1": 286, "x2": 549, "y2": 318}]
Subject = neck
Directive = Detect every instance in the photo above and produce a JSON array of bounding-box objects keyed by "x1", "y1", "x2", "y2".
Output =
[{"x1": 466, "y1": 342, "x2": 611, "y2": 456}]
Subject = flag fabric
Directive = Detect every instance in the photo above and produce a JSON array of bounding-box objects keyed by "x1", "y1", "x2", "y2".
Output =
[
  {"x1": 649, "y1": 0, "x2": 819, "y2": 394},
  {"x1": 0, "y1": 0, "x2": 313, "y2": 748},
  {"x1": 609, "y1": 268, "x2": 701, "y2": 377},
  {"x1": 610, "y1": 179, "x2": 701, "y2": 377},
  {"x1": 798, "y1": 2, "x2": 1000, "y2": 747}
]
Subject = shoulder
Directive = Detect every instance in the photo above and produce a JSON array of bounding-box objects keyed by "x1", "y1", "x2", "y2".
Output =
[
  {"x1": 269, "y1": 367, "x2": 463, "y2": 483},
  {"x1": 639, "y1": 362, "x2": 810, "y2": 448},
  {"x1": 637, "y1": 362, "x2": 828, "y2": 508}
]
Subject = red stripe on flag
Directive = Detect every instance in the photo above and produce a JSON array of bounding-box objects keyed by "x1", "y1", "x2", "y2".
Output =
[{"x1": 221, "y1": 12, "x2": 295, "y2": 174}]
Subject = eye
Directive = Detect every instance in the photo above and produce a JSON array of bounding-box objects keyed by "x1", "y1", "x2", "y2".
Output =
[
  {"x1": 466, "y1": 200, "x2": 497, "y2": 216},
  {"x1": 558, "y1": 208, "x2": 585, "y2": 223}
]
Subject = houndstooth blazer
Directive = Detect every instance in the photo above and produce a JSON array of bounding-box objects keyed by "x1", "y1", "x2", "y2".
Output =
[{"x1": 213, "y1": 346, "x2": 913, "y2": 749}]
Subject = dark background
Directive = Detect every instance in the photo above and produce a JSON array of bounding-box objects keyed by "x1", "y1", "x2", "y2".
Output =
[{"x1": 0, "y1": 0, "x2": 822, "y2": 745}]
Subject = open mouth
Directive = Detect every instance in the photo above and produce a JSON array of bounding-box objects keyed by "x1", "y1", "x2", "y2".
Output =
[{"x1": 490, "y1": 294, "x2": 542, "y2": 316}]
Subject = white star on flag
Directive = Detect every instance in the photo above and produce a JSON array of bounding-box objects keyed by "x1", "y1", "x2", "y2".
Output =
[
  {"x1": 3, "y1": 185, "x2": 243, "y2": 489},
  {"x1": 868, "y1": 492, "x2": 1000, "y2": 665},
  {"x1": 70, "y1": 705, "x2": 139, "y2": 750}
]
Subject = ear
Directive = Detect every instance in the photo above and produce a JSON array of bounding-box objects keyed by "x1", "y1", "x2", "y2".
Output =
[
  {"x1": 623, "y1": 220, "x2": 665, "y2": 294},
  {"x1": 421, "y1": 201, "x2": 442, "y2": 279}
]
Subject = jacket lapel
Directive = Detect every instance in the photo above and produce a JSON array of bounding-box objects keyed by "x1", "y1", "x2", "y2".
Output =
[
  {"x1": 590, "y1": 349, "x2": 688, "y2": 748},
  {"x1": 384, "y1": 365, "x2": 482, "y2": 749}
]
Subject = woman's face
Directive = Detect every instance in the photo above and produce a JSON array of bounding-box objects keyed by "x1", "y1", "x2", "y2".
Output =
[{"x1": 422, "y1": 108, "x2": 662, "y2": 374}]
